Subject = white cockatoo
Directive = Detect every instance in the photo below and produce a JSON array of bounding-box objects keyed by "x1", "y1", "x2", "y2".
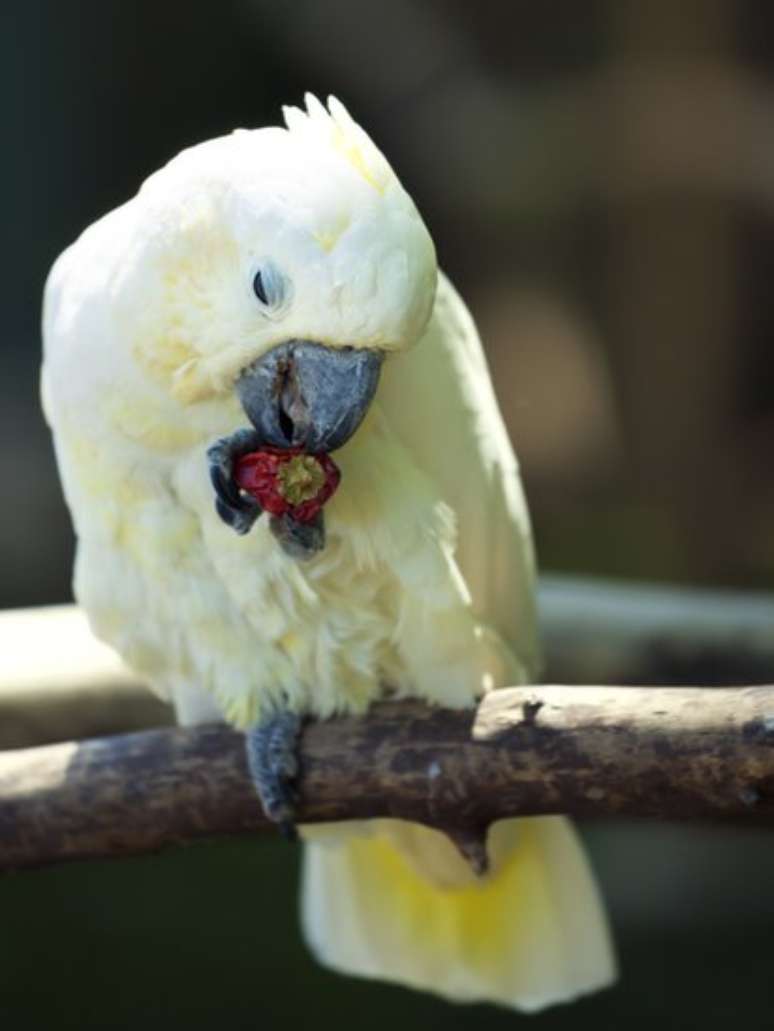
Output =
[{"x1": 41, "y1": 94, "x2": 615, "y2": 1011}]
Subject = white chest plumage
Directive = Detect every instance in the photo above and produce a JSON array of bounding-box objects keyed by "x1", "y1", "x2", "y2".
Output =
[{"x1": 68, "y1": 394, "x2": 487, "y2": 727}]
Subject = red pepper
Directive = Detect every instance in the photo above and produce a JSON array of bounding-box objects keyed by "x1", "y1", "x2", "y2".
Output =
[{"x1": 234, "y1": 447, "x2": 341, "y2": 524}]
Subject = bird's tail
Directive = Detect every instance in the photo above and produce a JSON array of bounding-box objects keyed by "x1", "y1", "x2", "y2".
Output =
[{"x1": 300, "y1": 815, "x2": 616, "y2": 1012}]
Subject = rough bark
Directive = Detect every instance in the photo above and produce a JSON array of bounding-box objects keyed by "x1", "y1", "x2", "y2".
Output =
[{"x1": 3, "y1": 684, "x2": 774, "y2": 871}]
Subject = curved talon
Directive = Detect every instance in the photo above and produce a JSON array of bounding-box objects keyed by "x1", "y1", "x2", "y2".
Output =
[
  {"x1": 215, "y1": 496, "x2": 260, "y2": 536},
  {"x1": 279, "y1": 821, "x2": 299, "y2": 844},
  {"x1": 207, "y1": 428, "x2": 264, "y2": 534},
  {"x1": 245, "y1": 711, "x2": 302, "y2": 834},
  {"x1": 270, "y1": 511, "x2": 325, "y2": 560},
  {"x1": 208, "y1": 454, "x2": 244, "y2": 510}
]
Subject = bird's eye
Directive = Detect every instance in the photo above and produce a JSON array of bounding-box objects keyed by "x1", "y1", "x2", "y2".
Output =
[
  {"x1": 253, "y1": 270, "x2": 269, "y2": 305},
  {"x1": 250, "y1": 263, "x2": 287, "y2": 315}
]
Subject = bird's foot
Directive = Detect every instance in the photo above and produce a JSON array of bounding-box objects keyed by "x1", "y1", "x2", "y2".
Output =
[
  {"x1": 207, "y1": 427, "x2": 264, "y2": 535},
  {"x1": 245, "y1": 710, "x2": 302, "y2": 840},
  {"x1": 269, "y1": 511, "x2": 325, "y2": 560}
]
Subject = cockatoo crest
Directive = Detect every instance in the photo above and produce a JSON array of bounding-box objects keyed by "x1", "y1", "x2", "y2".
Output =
[
  {"x1": 95, "y1": 93, "x2": 438, "y2": 406},
  {"x1": 282, "y1": 93, "x2": 394, "y2": 197}
]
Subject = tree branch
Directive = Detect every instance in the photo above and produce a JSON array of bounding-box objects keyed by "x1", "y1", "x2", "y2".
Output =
[{"x1": 3, "y1": 684, "x2": 774, "y2": 871}]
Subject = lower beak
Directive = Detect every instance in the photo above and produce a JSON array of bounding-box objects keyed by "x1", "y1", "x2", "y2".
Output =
[{"x1": 235, "y1": 340, "x2": 383, "y2": 453}]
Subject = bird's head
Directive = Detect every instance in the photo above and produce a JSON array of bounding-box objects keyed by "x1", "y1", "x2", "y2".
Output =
[{"x1": 116, "y1": 94, "x2": 437, "y2": 452}]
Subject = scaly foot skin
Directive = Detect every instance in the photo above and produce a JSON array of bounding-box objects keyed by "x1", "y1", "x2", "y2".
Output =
[
  {"x1": 207, "y1": 427, "x2": 264, "y2": 535},
  {"x1": 245, "y1": 710, "x2": 302, "y2": 840}
]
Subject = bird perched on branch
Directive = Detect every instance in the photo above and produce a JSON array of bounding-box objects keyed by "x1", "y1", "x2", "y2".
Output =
[{"x1": 41, "y1": 94, "x2": 615, "y2": 1011}]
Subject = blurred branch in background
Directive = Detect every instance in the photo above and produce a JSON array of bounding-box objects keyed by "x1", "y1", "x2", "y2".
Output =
[
  {"x1": 1, "y1": 575, "x2": 771, "y2": 751},
  {"x1": 0, "y1": 605, "x2": 170, "y2": 750}
]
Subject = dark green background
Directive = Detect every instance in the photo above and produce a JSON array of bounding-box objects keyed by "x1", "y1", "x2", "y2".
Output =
[{"x1": 6, "y1": 825, "x2": 774, "y2": 1029}]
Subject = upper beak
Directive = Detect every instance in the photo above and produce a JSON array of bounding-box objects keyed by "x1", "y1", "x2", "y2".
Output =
[{"x1": 235, "y1": 340, "x2": 383, "y2": 453}]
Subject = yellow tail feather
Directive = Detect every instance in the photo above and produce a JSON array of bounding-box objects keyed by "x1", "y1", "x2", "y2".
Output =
[{"x1": 301, "y1": 816, "x2": 616, "y2": 1012}]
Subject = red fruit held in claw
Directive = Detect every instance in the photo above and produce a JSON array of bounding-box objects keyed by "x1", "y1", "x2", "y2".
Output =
[{"x1": 234, "y1": 447, "x2": 341, "y2": 524}]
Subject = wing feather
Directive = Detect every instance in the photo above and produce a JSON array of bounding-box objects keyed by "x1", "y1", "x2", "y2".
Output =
[{"x1": 375, "y1": 272, "x2": 540, "y2": 680}]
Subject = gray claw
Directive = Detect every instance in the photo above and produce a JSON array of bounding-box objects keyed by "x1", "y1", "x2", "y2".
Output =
[
  {"x1": 270, "y1": 511, "x2": 325, "y2": 560},
  {"x1": 245, "y1": 711, "x2": 302, "y2": 835},
  {"x1": 215, "y1": 497, "x2": 259, "y2": 536},
  {"x1": 207, "y1": 428, "x2": 264, "y2": 534}
]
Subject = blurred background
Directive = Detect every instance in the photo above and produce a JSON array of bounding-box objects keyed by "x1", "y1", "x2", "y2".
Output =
[{"x1": 3, "y1": 1, "x2": 774, "y2": 1028}]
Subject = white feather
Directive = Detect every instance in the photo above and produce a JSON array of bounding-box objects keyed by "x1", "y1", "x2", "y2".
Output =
[
  {"x1": 302, "y1": 817, "x2": 616, "y2": 1012},
  {"x1": 377, "y1": 271, "x2": 540, "y2": 682}
]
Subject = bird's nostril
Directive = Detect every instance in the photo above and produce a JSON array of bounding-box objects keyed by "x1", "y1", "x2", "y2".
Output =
[
  {"x1": 278, "y1": 403, "x2": 294, "y2": 443},
  {"x1": 276, "y1": 360, "x2": 295, "y2": 443},
  {"x1": 276, "y1": 356, "x2": 310, "y2": 445}
]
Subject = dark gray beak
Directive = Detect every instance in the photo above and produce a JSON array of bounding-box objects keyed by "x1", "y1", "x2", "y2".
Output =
[{"x1": 235, "y1": 340, "x2": 383, "y2": 452}]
